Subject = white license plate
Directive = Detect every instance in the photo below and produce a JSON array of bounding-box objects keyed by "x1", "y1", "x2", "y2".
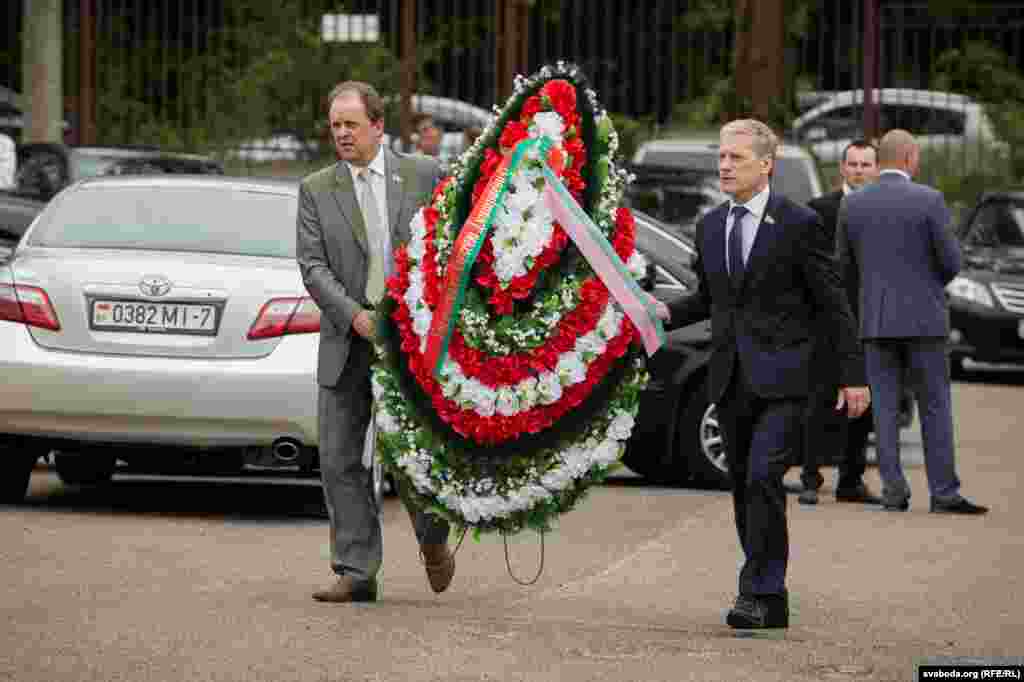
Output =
[{"x1": 91, "y1": 300, "x2": 218, "y2": 334}]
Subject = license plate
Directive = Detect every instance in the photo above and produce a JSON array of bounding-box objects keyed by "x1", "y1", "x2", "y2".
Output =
[{"x1": 91, "y1": 300, "x2": 219, "y2": 335}]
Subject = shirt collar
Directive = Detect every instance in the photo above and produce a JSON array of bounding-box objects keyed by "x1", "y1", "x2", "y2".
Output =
[
  {"x1": 880, "y1": 168, "x2": 911, "y2": 181},
  {"x1": 730, "y1": 184, "x2": 770, "y2": 221},
  {"x1": 348, "y1": 145, "x2": 386, "y2": 181}
]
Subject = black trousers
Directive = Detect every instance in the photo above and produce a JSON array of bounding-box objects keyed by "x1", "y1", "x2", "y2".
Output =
[
  {"x1": 717, "y1": 363, "x2": 801, "y2": 596},
  {"x1": 801, "y1": 383, "x2": 871, "y2": 491}
]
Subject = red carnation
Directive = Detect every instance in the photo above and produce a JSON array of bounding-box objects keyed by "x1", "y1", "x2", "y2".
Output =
[
  {"x1": 520, "y1": 95, "x2": 544, "y2": 122},
  {"x1": 499, "y1": 121, "x2": 530, "y2": 150},
  {"x1": 541, "y1": 80, "x2": 577, "y2": 121}
]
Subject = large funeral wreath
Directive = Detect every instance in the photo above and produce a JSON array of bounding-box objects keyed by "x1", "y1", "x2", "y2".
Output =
[{"x1": 371, "y1": 62, "x2": 653, "y2": 535}]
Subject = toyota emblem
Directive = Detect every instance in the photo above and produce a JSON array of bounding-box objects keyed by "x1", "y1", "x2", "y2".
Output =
[{"x1": 139, "y1": 275, "x2": 172, "y2": 297}]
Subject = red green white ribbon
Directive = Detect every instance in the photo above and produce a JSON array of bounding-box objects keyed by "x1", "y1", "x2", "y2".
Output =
[
  {"x1": 541, "y1": 165, "x2": 666, "y2": 356},
  {"x1": 424, "y1": 137, "x2": 551, "y2": 378}
]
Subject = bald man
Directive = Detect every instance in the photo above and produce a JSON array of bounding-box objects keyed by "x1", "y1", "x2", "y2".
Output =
[{"x1": 836, "y1": 130, "x2": 987, "y2": 515}]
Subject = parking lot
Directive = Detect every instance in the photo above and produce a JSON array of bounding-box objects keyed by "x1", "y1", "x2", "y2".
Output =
[{"x1": 2, "y1": 368, "x2": 1021, "y2": 682}]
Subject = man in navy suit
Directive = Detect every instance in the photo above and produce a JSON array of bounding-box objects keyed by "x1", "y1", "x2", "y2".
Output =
[
  {"x1": 837, "y1": 129, "x2": 987, "y2": 515},
  {"x1": 655, "y1": 119, "x2": 870, "y2": 629}
]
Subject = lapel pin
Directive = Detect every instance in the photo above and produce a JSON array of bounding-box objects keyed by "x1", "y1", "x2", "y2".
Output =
[
  {"x1": 764, "y1": 214, "x2": 775, "y2": 225},
  {"x1": 392, "y1": 173, "x2": 403, "y2": 184}
]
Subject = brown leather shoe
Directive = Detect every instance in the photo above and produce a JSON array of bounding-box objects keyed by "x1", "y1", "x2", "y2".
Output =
[
  {"x1": 421, "y1": 543, "x2": 456, "y2": 594},
  {"x1": 312, "y1": 575, "x2": 378, "y2": 603}
]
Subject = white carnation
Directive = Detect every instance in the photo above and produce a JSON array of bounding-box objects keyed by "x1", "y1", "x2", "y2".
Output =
[
  {"x1": 411, "y1": 307, "x2": 432, "y2": 337},
  {"x1": 557, "y1": 352, "x2": 588, "y2": 385},
  {"x1": 496, "y1": 386, "x2": 521, "y2": 416},
  {"x1": 537, "y1": 372, "x2": 563, "y2": 405},
  {"x1": 575, "y1": 333, "x2": 607, "y2": 356},
  {"x1": 607, "y1": 411, "x2": 636, "y2": 441},
  {"x1": 531, "y1": 111, "x2": 565, "y2": 143}
]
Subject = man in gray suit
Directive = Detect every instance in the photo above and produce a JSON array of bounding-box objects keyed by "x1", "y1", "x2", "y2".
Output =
[
  {"x1": 297, "y1": 81, "x2": 455, "y2": 602},
  {"x1": 837, "y1": 129, "x2": 987, "y2": 515}
]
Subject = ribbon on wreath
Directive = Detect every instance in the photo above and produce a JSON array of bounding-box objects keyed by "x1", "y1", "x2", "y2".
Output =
[{"x1": 423, "y1": 135, "x2": 665, "y2": 378}]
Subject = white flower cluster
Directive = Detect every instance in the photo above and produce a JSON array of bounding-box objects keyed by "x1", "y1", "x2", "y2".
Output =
[
  {"x1": 427, "y1": 303, "x2": 624, "y2": 418},
  {"x1": 375, "y1": 387, "x2": 636, "y2": 525}
]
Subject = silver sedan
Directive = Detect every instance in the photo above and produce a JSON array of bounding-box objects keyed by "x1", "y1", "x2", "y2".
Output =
[{"x1": 1, "y1": 176, "x2": 320, "y2": 501}]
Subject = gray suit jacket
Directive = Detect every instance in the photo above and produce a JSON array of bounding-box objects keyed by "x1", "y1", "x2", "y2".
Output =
[
  {"x1": 296, "y1": 148, "x2": 441, "y2": 387},
  {"x1": 837, "y1": 172, "x2": 961, "y2": 340}
]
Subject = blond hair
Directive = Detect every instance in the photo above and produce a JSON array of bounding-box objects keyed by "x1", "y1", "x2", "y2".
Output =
[{"x1": 721, "y1": 119, "x2": 779, "y2": 160}]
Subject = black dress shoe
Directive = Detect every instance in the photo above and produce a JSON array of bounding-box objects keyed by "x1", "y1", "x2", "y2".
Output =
[
  {"x1": 726, "y1": 593, "x2": 789, "y2": 629},
  {"x1": 798, "y1": 488, "x2": 819, "y2": 505},
  {"x1": 835, "y1": 483, "x2": 882, "y2": 504},
  {"x1": 930, "y1": 497, "x2": 989, "y2": 515},
  {"x1": 882, "y1": 498, "x2": 909, "y2": 512}
]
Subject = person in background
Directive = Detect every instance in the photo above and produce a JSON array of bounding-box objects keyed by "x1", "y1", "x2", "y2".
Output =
[
  {"x1": 411, "y1": 113, "x2": 442, "y2": 158},
  {"x1": 837, "y1": 129, "x2": 987, "y2": 515},
  {"x1": 799, "y1": 140, "x2": 882, "y2": 506}
]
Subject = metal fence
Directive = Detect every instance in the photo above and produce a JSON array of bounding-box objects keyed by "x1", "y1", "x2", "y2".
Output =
[{"x1": 3, "y1": 1, "x2": 1023, "y2": 200}]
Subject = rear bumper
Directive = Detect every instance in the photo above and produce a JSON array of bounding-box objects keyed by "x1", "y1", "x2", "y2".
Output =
[{"x1": 0, "y1": 322, "x2": 319, "y2": 448}]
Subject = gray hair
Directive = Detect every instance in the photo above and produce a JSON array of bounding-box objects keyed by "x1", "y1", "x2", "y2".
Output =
[{"x1": 721, "y1": 119, "x2": 779, "y2": 159}]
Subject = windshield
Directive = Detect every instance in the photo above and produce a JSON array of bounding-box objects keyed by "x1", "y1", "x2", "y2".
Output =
[{"x1": 28, "y1": 185, "x2": 297, "y2": 258}]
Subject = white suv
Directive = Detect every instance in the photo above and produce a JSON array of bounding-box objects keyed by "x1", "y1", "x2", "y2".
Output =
[
  {"x1": 791, "y1": 88, "x2": 1005, "y2": 166},
  {"x1": 632, "y1": 136, "x2": 824, "y2": 207}
]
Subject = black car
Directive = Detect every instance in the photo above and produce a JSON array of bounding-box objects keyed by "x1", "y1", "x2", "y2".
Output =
[
  {"x1": 0, "y1": 190, "x2": 44, "y2": 261},
  {"x1": 630, "y1": 211, "x2": 912, "y2": 489},
  {"x1": 623, "y1": 164, "x2": 726, "y2": 241},
  {"x1": 949, "y1": 189, "x2": 1024, "y2": 376},
  {"x1": 13, "y1": 143, "x2": 224, "y2": 202}
]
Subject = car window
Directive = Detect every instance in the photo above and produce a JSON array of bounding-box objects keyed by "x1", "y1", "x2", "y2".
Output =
[
  {"x1": 638, "y1": 150, "x2": 717, "y2": 172},
  {"x1": 28, "y1": 185, "x2": 297, "y2": 258},
  {"x1": 889, "y1": 105, "x2": 965, "y2": 136},
  {"x1": 965, "y1": 200, "x2": 1024, "y2": 247},
  {"x1": 806, "y1": 105, "x2": 863, "y2": 139}
]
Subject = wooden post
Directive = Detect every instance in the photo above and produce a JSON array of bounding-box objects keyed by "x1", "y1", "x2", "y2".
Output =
[
  {"x1": 80, "y1": 0, "x2": 97, "y2": 145},
  {"x1": 862, "y1": 0, "x2": 881, "y2": 143},
  {"x1": 495, "y1": 0, "x2": 530, "y2": 103},
  {"x1": 732, "y1": 0, "x2": 785, "y2": 126},
  {"x1": 400, "y1": 1, "x2": 417, "y2": 151},
  {"x1": 22, "y1": 0, "x2": 63, "y2": 143}
]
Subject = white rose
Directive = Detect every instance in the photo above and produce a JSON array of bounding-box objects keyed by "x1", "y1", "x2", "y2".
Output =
[
  {"x1": 607, "y1": 411, "x2": 636, "y2": 441},
  {"x1": 537, "y1": 372, "x2": 563, "y2": 405},
  {"x1": 593, "y1": 440, "x2": 622, "y2": 467}
]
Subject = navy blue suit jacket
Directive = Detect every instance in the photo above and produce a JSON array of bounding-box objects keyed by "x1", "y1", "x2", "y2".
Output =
[
  {"x1": 836, "y1": 173, "x2": 961, "y2": 340},
  {"x1": 667, "y1": 192, "x2": 865, "y2": 402}
]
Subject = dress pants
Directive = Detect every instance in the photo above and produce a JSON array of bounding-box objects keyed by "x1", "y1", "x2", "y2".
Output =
[
  {"x1": 318, "y1": 336, "x2": 450, "y2": 582},
  {"x1": 801, "y1": 390, "x2": 872, "y2": 491},
  {"x1": 717, "y1": 361, "x2": 802, "y2": 596},
  {"x1": 864, "y1": 337, "x2": 961, "y2": 503}
]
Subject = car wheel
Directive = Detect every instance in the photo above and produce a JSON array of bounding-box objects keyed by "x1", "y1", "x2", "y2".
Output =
[
  {"x1": 54, "y1": 451, "x2": 116, "y2": 486},
  {"x1": 1, "y1": 450, "x2": 42, "y2": 503},
  {"x1": 678, "y1": 380, "x2": 731, "y2": 490}
]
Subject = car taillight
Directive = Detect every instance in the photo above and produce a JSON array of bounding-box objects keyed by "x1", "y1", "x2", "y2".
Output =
[
  {"x1": 0, "y1": 283, "x2": 61, "y2": 330},
  {"x1": 247, "y1": 296, "x2": 320, "y2": 340}
]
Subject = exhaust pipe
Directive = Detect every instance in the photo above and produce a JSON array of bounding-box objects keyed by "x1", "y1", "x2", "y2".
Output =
[{"x1": 271, "y1": 438, "x2": 301, "y2": 463}]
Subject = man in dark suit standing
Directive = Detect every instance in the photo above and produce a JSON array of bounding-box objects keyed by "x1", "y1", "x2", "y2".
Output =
[
  {"x1": 656, "y1": 119, "x2": 870, "y2": 629},
  {"x1": 837, "y1": 129, "x2": 987, "y2": 515},
  {"x1": 799, "y1": 140, "x2": 882, "y2": 506},
  {"x1": 297, "y1": 81, "x2": 455, "y2": 603}
]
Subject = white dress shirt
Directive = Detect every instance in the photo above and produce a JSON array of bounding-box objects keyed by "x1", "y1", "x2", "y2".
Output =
[{"x1": 725, "y1": 184, "x2": 771, "y2": 269}]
